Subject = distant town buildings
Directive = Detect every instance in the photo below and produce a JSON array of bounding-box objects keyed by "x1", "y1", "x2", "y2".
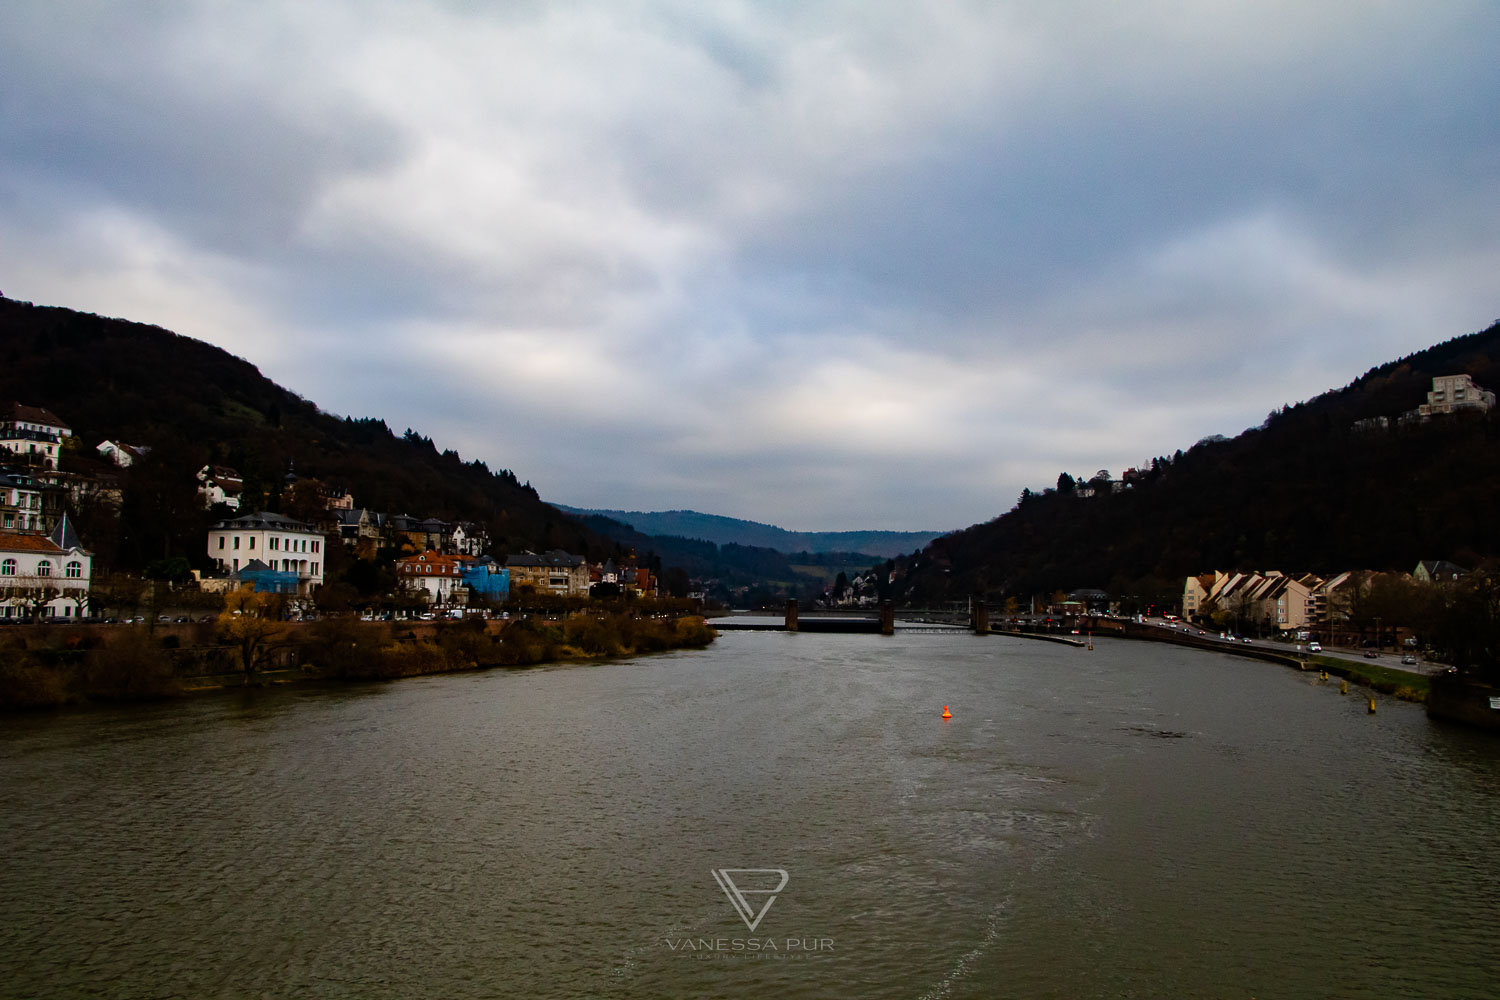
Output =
[{"x1": 4, "y1": 398, "x2": 659, "y2": 612}]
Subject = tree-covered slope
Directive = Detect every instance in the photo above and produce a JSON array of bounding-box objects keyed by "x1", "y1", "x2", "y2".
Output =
[
  {"x1": 900, "y1": 319, "x2": 1500, "y2": 603},
  {"x1": 0, "y1": 298, "x2": 607, "y2": 569}
]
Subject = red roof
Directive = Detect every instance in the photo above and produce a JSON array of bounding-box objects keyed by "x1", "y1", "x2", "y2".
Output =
[{"x1": 0, "y1": 531, "x2": 65, "y2": 554}]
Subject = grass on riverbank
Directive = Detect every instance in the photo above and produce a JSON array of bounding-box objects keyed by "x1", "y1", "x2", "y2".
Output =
[{"x1": 1301, "y1": 653, "x2": 1429, "y2": 702}]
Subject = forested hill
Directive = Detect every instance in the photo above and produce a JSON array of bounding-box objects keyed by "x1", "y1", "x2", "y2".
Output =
[
  {"x1": 551, "y1": 505, "x2": 943, "y2": 558},
  {"x1": 0, "y1": 298, "x2": 610, "y2": 570},
  {"x1": 899, "y1": 319, "x2": 1500, "y2": 605}
]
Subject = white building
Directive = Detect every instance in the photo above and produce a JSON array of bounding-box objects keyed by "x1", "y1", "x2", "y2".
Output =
[
  {"x1": 207, "y1": 511, "x2": 324, "y2": 594},
  {"x1": 197, "y1": 465, "x2": 244, "y2": 510},
  {"x1": 0, "y1": 515, "x2": 92, "y2": 620},
  {"x1": 0, "y1": 467, "x2": 44, "y2": 532},
  {"x1": 1, "y1": 402, "x2": 71, "y2": 470},
  {"x1": 97, "y1": 440, "x2": 152, "y2": 467},
  {"x1": 1418, "y1": 374, "x2": 1496, "y2": 416}
]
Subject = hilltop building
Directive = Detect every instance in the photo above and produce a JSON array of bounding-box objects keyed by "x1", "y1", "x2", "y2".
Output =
[{"x1": 1417, "y1": 374, "x2": 1495, "y2": 416}]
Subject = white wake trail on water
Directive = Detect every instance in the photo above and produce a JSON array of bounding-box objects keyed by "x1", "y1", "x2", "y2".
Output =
[{"x1": 915, "y1": 899, "x2": 1010, "y2": 1000}]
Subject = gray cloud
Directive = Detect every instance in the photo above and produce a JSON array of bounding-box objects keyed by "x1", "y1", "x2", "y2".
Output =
[{"x1": 1, "y1": 0, "x2": 1497, "y2": 529}]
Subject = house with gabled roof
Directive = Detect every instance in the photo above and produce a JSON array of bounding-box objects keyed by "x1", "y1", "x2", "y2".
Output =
[
  {"x1": 396, "y1": 550, "x2": 471, "y2": 605},
  {"x1": 1413, "y1": 560, "x2": 1466, "y2": 583},
  {"x1": 197, "y1": 465, "x2": 244, "y2": 510}
]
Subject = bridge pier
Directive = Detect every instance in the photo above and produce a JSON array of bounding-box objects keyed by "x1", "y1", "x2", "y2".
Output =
[
  {"x1": 785, "y1": 599, "x2": 799, "y2": 632},
  {"x1": 880, "y1": 601, "x2": 895, "y2": 635},
  {"x1": 971, "y1": 598, "x2": 989, "y2": 636}
]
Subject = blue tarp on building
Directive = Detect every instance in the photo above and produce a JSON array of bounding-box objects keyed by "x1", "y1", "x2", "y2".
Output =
[
  {"x1": 462, "y1": 563, "x2": 509, "y2": 600},
  {"x1": 236, "y1": 560, "x2": 302, "y2": 594}
]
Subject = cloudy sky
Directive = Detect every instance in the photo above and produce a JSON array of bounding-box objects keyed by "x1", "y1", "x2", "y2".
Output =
[{"x1": 2, "y1": 2, "x2": 1497, "y2": 530}]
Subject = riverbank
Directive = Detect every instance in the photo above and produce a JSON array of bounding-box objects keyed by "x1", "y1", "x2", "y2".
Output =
[
  {"x1": 0, "y1": 613, "x2": 718, "y2": 711},
  {"x1": 1088, "y1": 618, "x2": 1429, "y2": 702}
]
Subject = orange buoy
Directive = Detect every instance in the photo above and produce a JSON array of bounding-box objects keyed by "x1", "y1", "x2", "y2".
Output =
[{"x1": 942, "y1": 705, "x2": 952, "y2": 719}]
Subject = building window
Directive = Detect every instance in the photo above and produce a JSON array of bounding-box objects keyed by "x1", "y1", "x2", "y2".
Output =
[
  {"x1": 249, "y1": 537, "x2": 255, "y2": 549},
  {"x1": 218, "y1": 537, "x2": 225, "y2": 550},
  {"x1": 0, "y1": 559, "x2": 13, "y2": 575},
  {"x1": 66, "y1": 562, "x2": 82, "y2": 579},
  {"x1": 36, "y1": 560, "x2": 52, "y2": 577},
  {"x1": 234, "y1": 536, "x2": 240, "y2": 550}
]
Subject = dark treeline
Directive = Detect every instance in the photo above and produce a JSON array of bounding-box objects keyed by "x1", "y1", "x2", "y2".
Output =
[{"x1": 900, "y1": 319, "x2": 1500, "y2": 605}]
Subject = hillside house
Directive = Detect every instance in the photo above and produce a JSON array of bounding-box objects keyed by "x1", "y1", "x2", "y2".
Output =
[
  {"x1": 0, "y1": 403, "x2": 71, "y2": 470},
  {"x1": 507, "y1": 550, "x2": 589, "y2": 596},
  {"x1": 97, "y1": 440, "x2": 151, "y2": 467},
  {"x1": 197, "y1": 465, "x2": 244, "y2": 510},
  {"x1": 1413, "y1": 560, "x2": 1466, "y2": 583},
  {"x1": 0, "y1": 467, "x2": 44, "y2": 532},
  {"x1": 208, "y1": 511, "x2": 324, "y2": 594},
  {"x1": 396, "y1": 550, "x2": 471, "y2": 605}
]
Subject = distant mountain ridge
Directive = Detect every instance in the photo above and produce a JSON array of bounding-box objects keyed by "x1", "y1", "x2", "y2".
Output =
[{"x1": 551, "y1": 506, "x2": 944, "y2": 559}]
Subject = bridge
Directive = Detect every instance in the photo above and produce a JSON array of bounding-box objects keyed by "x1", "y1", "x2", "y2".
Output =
[{"x1": 711, "y1": 600, "x2": 1087, "y2": 646}]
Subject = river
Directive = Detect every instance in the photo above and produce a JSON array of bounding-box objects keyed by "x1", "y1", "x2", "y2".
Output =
[{"x1": 2, "y1": 632, "x2": 1497, "y2": 998}]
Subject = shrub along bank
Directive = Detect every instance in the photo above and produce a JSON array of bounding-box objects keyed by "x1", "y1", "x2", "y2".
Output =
[{"x1": 0, "y1": 614, "x2": 718, "y2": 711}]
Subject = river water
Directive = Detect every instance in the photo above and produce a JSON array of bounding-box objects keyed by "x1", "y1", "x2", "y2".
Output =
[{"x1": 2, "y1": 633, "x2": 1497, "y2": 999}]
